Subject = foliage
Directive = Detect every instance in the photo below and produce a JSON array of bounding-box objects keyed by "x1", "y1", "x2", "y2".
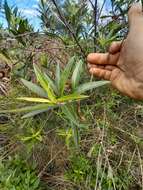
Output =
[
  {"x1": 0, "y1": 56, "x2": 109, "y2": 118},
  {"x1": 65, "y1": 153, "x2": 132, "y2": 189},
  {"x1": 0, "y1": 156, "x2": 42, "y2": 190},
  {"x1": 3, "y1": 0, "x2": 33, "y2": 45},
  {"x1": 0, "y1": 0, "x2": 143, "y2": 190},
  {"x1": 38, "y1": 0, "x2": 89, "y2": 38}
]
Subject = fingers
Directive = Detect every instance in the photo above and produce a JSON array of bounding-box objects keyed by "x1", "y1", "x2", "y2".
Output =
[
  {"x1": 89, "y1": 67, "x2": 111, "y2": 80},
  {"x1": 87, "y1": 52, "x2": 120, "y2": 66},
  {"x1": 88, "y1": 64, "x2": 117, "y2": 71},
  {"x1": 87, "y1": 64, "x2": 105, "y2": 69},
  {"x1": 105, "y1": 65, "x2": 117, "y2": 71},
  {"x1": 87, "y1": 53, "x2": 109, "y2": 65},
  {"x1": 109, "y1": 41, "x2": 123, "y2": 54}
]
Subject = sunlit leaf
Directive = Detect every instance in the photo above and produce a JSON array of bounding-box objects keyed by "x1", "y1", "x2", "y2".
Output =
[
  {"x1": 44, "y1": 73, "x2": 58, "y2": 95},
  {"x1": 33, "y1": 64, "x2": 56, "y2": 102},
  {"x1": 57, "y1": 94, "x2": 88, "y2": 102},
  {"x1": 55, "y1": 63, "x2": 61, "y2": 93},
  {"x1": 72, "y1": 59, "x2": 83, "y2": 90},
  {"x1": 17, "y1": 97, "x2": 53, "y2": 103},
  {"x1": 60, "y1": 56, "x2": 75, "y2": 95}
]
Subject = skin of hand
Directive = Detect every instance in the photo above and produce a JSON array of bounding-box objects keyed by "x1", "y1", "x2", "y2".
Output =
[{"x1": 87, "y1": 3, "x2": 143, "y2": 100}]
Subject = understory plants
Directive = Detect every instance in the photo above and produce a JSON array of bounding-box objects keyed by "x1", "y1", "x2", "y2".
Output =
[{"x1": 0, "y1": 0, "x2": 143, "y2": 190}]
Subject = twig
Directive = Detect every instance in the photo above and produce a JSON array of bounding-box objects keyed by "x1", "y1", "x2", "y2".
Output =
[
  {"x1": 50, "y1": 0, "x2": 86, "y2": 59},
  {"x1": 38, "y1": 147, "x2": 65, "y2": 178},
  {"x1": 88, "y1": 0, "x2": 98, "y2": 52},
  {"x1": 94, "y1": 0, "x2": 98, "y2": 52}
]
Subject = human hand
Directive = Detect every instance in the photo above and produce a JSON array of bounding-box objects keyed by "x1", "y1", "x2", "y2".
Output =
[{"x1": 87, "y1": 3, "x2": 143, "y2": 100}]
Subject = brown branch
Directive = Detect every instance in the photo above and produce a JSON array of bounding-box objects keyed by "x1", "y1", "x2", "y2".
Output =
[
  {"x1": 88, "y1": 0, "x2": 98, "y2": 52},
  {"x1": 50, "y1": 0, "x2": 86, "y2": 59},
  {"x1": 88, "y1": 0, "x2": 95, "y2": 10},
  {"x1": 94, "y1": 0, "x2": 98, "y2": 52}
]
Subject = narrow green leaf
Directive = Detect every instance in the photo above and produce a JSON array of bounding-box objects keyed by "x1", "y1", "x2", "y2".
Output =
[
  {"x1": 72, "y1": 125, "x2": 79, "y2": 149},
  {"x1": 62, "y1": 105, "x2": 80, "y2": 127},
  {"x1": 57, "y1": 94, "x2": 88, "y2": 103},
  {"x1": 21, "y1": 79, "x2": 47, "y2": 98},
  {"x1": 72, "y1": 60, "x2": 83, "y2": 90},
  {"x1": 0, "y1": 104, "x2": 54, "y2": 114},
  {"x1": 21, "y1": 108, "x2": 53, "y2": 119},
  {"x1": 33, "y1": 64, "x2": 56, "y2": 102},
  {"x1": 60, "y1": 56, "x2": 75, "y2": 95},
  {"x1": 62, "y1": 105, "x2": 77, "y2": 125},
  {"x1": 44, "y1": 73, "x2": 58, "y2": 95},
  {"x1": 17, "y1": 97, "x2": 53, "y2": 103},
  {"x1": 55, "y1": 63, "x2": 61, "y2": 93},
  {"x1": 75, "y1": 81, "x2": 110, "y2": 94},
  {"x1": 4, "y1": 0, "x2": 11, "y2": 28}
]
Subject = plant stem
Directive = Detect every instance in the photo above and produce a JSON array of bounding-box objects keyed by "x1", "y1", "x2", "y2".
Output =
[
  {"x1": 50, "y1": 0, "x2": 86, "y2": 59},
  {"x1": 88, "y1": 0, "x2": 98, "y2": 52},
  {"x1": 94, "y1": 0, "x2": 98, "y2": 52}
]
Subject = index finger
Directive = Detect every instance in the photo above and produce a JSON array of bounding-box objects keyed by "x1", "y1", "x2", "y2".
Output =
[
  {"x1": 87, "y1": 52, "x2": 120, "y2": 65},
  {"x1": 87, "y1": 53, "x2": 109, "y2": 65}
]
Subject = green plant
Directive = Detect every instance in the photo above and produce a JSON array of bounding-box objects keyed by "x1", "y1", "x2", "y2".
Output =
[
  {"x1": 3, "y1": 0, "x2": 33, "y2": 45},
  {"x1": 0, "y1": 155, "x2": 42, "y2": 190},
  {"x1": 38, "y1": 0, "x2": 89, "y2": 38},
  {"x1": 0, "y1": 56, "x2": 109, "y2": 118},
  {"x1": 65, "y1": 154, "x2": 92, "y2": 183},
  {"x1": 1, "y1": 1, "x2": 142, "y2": 189},
  {"x1": 65, "y1": 152, "x2": 133, "y2": 190}
]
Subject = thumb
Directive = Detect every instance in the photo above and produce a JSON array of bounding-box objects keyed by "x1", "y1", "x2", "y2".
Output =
[{"x1": 128, "y1": 3, "x2": 143, "y2": 26}]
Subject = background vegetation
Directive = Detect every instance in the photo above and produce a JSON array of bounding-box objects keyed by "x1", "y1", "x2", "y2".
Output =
[{"x1": 0, "y1": 0, "x2": 143, "y2": 189}]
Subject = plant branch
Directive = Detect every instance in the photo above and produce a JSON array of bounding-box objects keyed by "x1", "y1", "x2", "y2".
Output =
[
  {"x1": 94, "y1": 0, "x2": 98, "y2": 52},
  {"x1": 88, "y1": 0, "x2": 98, "y2": 52},
  {"x1": 50, "y1": 0, "x2": 86, "y2": 59}
]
